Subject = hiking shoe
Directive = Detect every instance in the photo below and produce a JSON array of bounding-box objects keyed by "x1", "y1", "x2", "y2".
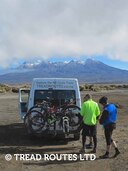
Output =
[
  {"x1": 113, "y1": 150, "x2": 120, "y2": 158},
  {"x1": 79, "y1": 148, "x2": 86, "y2": 153},
  {"x1": 99, "y1": 153, "x2": 109, "y2": 159}
]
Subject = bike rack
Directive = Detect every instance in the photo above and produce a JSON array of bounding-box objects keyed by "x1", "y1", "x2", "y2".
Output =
[{"x1": 62, "y1": 116, "x2": 70, "y2": 134}]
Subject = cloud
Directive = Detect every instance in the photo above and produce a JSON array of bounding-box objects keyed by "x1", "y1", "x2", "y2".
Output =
[{"x1": 0, "y1": 0, "x2": 128, "y2": 67}]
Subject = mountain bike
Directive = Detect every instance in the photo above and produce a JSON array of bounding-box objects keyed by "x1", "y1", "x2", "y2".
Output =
[{"x1": 24, "y1": 99, "x2": 81, "y2": 136}]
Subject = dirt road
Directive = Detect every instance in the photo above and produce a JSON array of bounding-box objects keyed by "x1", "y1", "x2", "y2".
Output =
[{"x1": 0, "y1": 91, "x2": 128, "y2": 171}]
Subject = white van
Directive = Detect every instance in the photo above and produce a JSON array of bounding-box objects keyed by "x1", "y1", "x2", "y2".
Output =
[{"x1": 18, "y1": 78, "x2": 81, "y2": 139}]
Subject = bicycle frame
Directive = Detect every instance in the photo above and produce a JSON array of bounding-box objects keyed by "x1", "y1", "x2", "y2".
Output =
[{"x1": 24, "y1": 100, "x2": 81, "y2": 136}]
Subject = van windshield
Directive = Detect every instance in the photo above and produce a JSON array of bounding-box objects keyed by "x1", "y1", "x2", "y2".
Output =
[{"x1": 34, "y1": 90, "x2": 76, "y2": 107}]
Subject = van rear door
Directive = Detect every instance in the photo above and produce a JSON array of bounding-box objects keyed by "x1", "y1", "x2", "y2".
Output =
[{"x1": 18, "y1": 88, "x2": 30, "y2": 119}]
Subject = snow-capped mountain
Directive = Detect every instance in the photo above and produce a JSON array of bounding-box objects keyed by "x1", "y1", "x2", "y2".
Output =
[
  {"x1": 0, "y1": 59, "x2": 128, "y2": 83},
  {"x1": 16, "y1": 60, "x2": 42, "y2": 70}
]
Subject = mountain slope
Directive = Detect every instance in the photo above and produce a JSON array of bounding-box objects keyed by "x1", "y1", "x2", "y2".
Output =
[{"x1": 0, "y1": 59, "x2": 128, "y2": 83}]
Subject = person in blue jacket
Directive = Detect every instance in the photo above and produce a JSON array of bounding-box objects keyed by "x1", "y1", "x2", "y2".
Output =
[{"x1": 99, "y1": 96, "x2": 120, "y2": 159}]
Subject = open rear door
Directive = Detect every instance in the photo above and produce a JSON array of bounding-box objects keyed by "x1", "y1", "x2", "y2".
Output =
[{"x1": 18, "y1": 88, "x2": 30, "y2": 120}]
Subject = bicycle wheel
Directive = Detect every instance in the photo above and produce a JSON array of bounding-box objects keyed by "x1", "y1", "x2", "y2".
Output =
[
  {"x1": 24, "y1": 110, "x2": 39, "y2": 130},
  {"x1": 24, "y1": 108, "x2": 46, "y2": 134},
  {"x1": 63, "y1": 105, "x2": 81, "y2": 127},
  {"x1": 28, "y1": 105, "x2": 43, "y2": 113},
  {"x1": 29, "y1": 113, "x2": 46, "y2": 134}
]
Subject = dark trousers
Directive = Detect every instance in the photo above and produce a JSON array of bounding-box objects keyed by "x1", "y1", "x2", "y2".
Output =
[
  {"x1": 104, "y1": 123, "x2": 116, "y2": 145},
  {"x1": 82, "y1": 124, "x2": 97, "y2": 149}
]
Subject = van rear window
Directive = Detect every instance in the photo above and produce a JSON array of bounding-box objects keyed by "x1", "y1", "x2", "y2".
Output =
[
  {"x1": 34, "y1": 90, "x2": 76, "y2": 107},
  {"x1": 20, "y1": 89, "x2": 30, "y2": 103}
]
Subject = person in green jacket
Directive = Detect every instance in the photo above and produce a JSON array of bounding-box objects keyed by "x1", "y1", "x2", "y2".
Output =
[{"x1": 80, "y1": 94, "x2": 100, "y2": 153}]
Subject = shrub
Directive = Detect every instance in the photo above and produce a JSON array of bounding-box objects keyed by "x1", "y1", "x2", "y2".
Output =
[
  {"x1": 122, "y1": 85, "x2": 128, "y2": 88},
  {"x1": 0, "y1": 84, "x2": 11, "y2": 93},
  {"x1": 11, "y1": 87, "x2": 19, "y2": 93},
  {"x1": 79, "y1": 85, "x2": 85, "y2": 91}
]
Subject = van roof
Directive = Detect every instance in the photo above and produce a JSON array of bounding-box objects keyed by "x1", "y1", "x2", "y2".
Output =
[{"x1": 33, "y1": 78, "x2": 78, "y2": 81}]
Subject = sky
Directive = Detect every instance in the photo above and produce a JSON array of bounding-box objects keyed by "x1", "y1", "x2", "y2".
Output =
[{"x1": 0, "y1": 0, "x2": 128, "y2": 69}]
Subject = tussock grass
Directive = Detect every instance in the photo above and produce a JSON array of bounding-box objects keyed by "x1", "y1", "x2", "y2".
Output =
[
  {"x1": 80, "y1": 84, "x2": 128, "y2": 92},
  {"x1": 0, "y1": 84, "x2": 30, "y2": 93},
  {"x1": 0, "y1": 83, "x2": 128, "y2": 93},
  {"x1": 0, "y1": 84, "x2": 11, "y2": 93}
]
